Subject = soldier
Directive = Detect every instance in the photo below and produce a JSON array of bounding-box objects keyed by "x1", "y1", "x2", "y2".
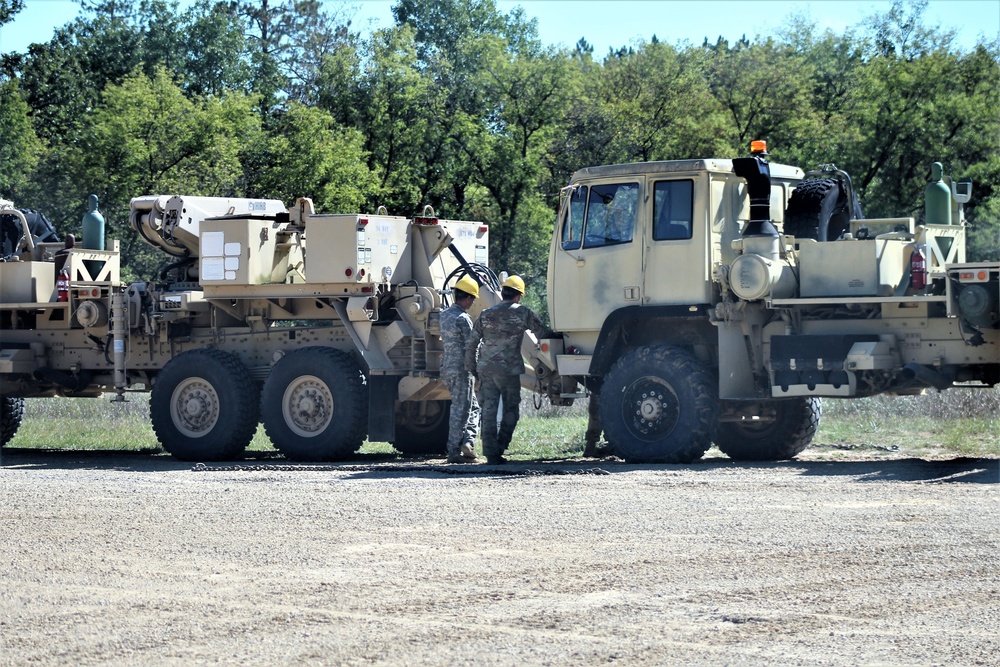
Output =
[
  {"x1": 441, "y1": 275, "x2": 482, "y2": 464},
  {"x1": 465, "y1": 275, "x2": 551, "y2": 465}
]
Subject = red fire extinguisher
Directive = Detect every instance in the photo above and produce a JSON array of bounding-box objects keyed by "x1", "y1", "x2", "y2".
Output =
[
  {"x1": 910, "y1": 245, "x2": 927, "y2": 291},
  {"x1": 56, "y1": 269, "x2": 70, "y2": 302}
]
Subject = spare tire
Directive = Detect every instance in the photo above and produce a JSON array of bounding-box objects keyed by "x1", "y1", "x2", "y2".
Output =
[{"x1": 784, "y1": 178, "x2": 851, "y2": 242}]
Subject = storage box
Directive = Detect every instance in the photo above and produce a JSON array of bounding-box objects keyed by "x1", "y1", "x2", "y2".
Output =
[
  {"x1": 199, "y1": 218, "x2": 279, "y2": 285},
  {"x1": 0, "y1": 260, "x2": 54, "y2": 302},
  {"x1": 798, "y1": 238, "x2": 907, "y2": 297},
  {"x1": 305, "y1": 214, "x2": 412, "y2": 284}
]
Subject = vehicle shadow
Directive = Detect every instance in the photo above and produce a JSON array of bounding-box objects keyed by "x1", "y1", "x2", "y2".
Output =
[
  {"x1": 0, "y1": 448, "x2": 397, "y2": 473},
  {"x1": 2, "y1": 448, "x2": 996, "y2": 484},
  {"x1": 709, "y1": 456, "x2": 998, "y2": 484}
]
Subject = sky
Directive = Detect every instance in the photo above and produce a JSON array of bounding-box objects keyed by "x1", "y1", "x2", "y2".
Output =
[{"x1": 1, "y1": 0, "x2": 998, "y2": 56}]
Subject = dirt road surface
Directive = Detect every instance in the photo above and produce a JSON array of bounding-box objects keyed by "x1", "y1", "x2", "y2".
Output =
[{"x1": 1, "y1": 449, "x2": 997, "y2": 666}]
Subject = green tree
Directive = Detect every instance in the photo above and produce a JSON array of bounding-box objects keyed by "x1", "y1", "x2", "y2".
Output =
[
  {"x1": 352, "y1": 25, "x2": 435, "y2": 214},
  {"x1": 705, "y1": 36, "x2": 818, "y2": 160},
  {"x1": 598, "y1": 40, "x2": 726, "y2": 163},
  {"x1": 251, "y1": 103, "x2": 376, "y2": 212},
  {"x1": 0, "y1": 0, "x2": 24, "y2": 25},
  {"x1": 180, "y1": 0, "x2": 254, "y2": 97},
  {"x1": 0, "y1": 78, "x2": 42, "y2": 200},
  {"x1": 842, "y1": 1, "x2": 999, "y2": 221},
  {"x1": 60, "y1": 66, "x2": 258, "y2": 277},
  {"x1": 5, "y1": 0, "x2": 187, "y2": 144},
  {"x1": 240, "y1": 0, "x2": 353, "y2": 115},
  {"x1": 775, "y1": 16, "x2": 866, "y2": 168},
  {"x1": 457, "y1": 37, "x2": 577, "y2": 277}
]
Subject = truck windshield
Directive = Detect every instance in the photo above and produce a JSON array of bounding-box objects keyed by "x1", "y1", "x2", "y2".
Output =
[{"x1": 582, "y1": 183, "x2": 639, "y2": 248}]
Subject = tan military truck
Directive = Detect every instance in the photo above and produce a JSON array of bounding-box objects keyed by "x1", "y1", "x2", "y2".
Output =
[
  {"x1": 531, "y1": 143, "x2": 999, "y2": 462},
  {"x1": 0, "y1": 194, "x2": 500, "y2": 460}
]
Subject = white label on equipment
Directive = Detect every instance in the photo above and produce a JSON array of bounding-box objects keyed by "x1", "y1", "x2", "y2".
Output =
[
  {"x1": 113, "y1": 340, "x2": 125, "y2": 353},
  {"x1": 225, "y1": 270, "x2": 236, "y2": 280},
  {"x1": 224, "y1": 242, "x2": 241, "y2": 256},
  {"x1": 202, "y1": 257, "x2": 225, "y2": 280},
  {"x1": 202, "y1": 231, "x2": 224, "y2": 257},
  {"x1": 224, "y1": 256, "x2": 240, "y2": 271}
]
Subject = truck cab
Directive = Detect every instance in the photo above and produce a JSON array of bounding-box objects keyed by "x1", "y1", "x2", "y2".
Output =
[
  {"x1": 547, "y1": 158, "x2": 802, "y2": 364},
  {"x1": 538, "y1": 151, "x2": 998, "y2": 465}
]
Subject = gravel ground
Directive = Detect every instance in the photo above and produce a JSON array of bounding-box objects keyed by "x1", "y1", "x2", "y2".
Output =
[{"x1": 1, "y1": 448, "x2": 998, "y2": 666}]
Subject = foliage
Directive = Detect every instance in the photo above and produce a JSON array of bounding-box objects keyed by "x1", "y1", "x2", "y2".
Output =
[
  {"x1": 0, "y1": 0, "x2": 997, "y2": 288},
  {"x1": 0, "y1": 78, "x2": 42, "y2": 198},
  {"x1": 59, "y1": 66, "x2": 258, "y2": 278},
  {"x1": 0, "y1": 0, "x2": 24, "y2": 25},
  {"x1": 250, "y1": 102, "x2": 376, "y2": 212}
]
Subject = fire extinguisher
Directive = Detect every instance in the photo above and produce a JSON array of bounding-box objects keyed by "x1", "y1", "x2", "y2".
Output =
[
  {"x1": 910, "y1": 245, "x2": 927, "y2": 291},
  {"x1": 57, "y1": 269, "x2": 70, "y2": 302}
]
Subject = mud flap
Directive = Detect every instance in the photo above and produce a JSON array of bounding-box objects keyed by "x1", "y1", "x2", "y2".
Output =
[{"x1": 368, "y1": 374, "x2": 397, "y2": 443}]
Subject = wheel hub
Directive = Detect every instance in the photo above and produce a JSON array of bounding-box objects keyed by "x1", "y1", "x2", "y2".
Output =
[
  {"x1": 283, "y1": 376, "x2": 334, "y2": 437},
  {"x1": 171, "y1": 379, "x2": 220, "y2": 437},
  {"x1": 639, "y1": 393, "x2": 663, "y2": 422},
  {"x1": 624, "y1": 378, "x2": 679, "y2": 439}
]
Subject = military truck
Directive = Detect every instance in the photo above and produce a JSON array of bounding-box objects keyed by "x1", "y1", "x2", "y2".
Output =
[
  {"x1": 0, "y1": 194, "x2": 499, "y2": 460},
  {"x1": 529, "y1": 142, "x2": 999, "y2": 462},
  {"x1": 2, "y1": 144, "x2": 997, "y2": 464}
]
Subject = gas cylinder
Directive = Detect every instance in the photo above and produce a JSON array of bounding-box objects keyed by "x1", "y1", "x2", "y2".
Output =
[
  {"x1": 82, "y1": 194, "x2": 105, "y2": 250},
  {"x1": 924, "y1": 163, "x2": 952, "y2": 225},
  {"x1": 56, "y1": 269, "x2": 70, "y2": 302}
]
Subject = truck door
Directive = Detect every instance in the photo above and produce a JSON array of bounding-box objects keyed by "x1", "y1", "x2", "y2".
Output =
[
  {"x1": 550, "y1": 180, "x2": 644, "y2": 333},
  {"x1": 642, "y1": 177, "x2": 713, "y2": 305}
]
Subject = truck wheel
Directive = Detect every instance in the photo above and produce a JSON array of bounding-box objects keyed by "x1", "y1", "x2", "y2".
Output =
[
  {"x1": 715, "y1": 398, "x2": 821, "y2": 461},
  {"x1": 261, "y1": 347, "x2": 367, "y2": 461},
  {"x1": 2, "y1": 396, "x2": 25, "y2": 447},
  {"x1": 151, "y1": 349, "x2": 260, "y2": 461},
  {"x1": 784, "y1": 178, "x2": 850, "y2": 241},
  {"x1": 393, "y1": 400, "x2": 450, "y2": 456},
  {"x1": 600, "y1": 346, "x2": 717, "y2": 463}
]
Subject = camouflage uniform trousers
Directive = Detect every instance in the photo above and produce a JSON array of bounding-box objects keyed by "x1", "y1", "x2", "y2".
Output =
[
  {"x1": 585, "y1": 390, "x2": 602, "y2": 448},
  {"x1": 477, "y1": 373, "x2": 521, "y2": 458},
  {"x1": 443, "y1": 370, "x2": 480, "y2": 458}
]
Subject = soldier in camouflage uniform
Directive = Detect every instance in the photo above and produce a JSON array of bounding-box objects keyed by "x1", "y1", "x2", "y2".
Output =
[
  {"x1": 441, "y1": 276, "x2": 482, "y2": 463},
  {"x1": 465, "y1": 275, "x2": 551, "y2": 464}
]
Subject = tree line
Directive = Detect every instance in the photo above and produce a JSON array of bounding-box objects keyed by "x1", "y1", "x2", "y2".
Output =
[{"x1": 1, "y1": 0, "x2": 997, "y2": 295}]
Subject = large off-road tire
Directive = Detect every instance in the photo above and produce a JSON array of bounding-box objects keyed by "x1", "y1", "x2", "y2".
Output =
[
  {"x1": 784, "y1": 178, "x2": 851, "y2": 241},
  {"x1": 1, "y1": 396, "x2": 25, "y2": 447},
  {"x1": 600, "y1": 346, "x2": 718, "y2": 463},
  {"x1": 715, "y1": 398, "x2": 821, "y2": 461},
  {"x1": 393, "y1": 400, "x2": 449, "y2": 456},
  {"x1": 150, "y1": 349, "x2": 260, "y2": 461},
  {"x1": 261, "y1": 347, "x2": 367, "y2": 461}
]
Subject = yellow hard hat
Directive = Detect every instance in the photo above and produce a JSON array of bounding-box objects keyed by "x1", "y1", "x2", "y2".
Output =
[
  {"x1": 502, "y1": 275, "x2": 525, "y2": 294},
  {"x1": 454, "y1": 275, "x2": 480, "y2": 298}
]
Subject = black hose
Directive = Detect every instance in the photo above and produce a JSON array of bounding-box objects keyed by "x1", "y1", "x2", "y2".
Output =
[
  {"x1": 158, "y1": 256, "x2": 197, "y2": 281},
  {"x1": 446, "y1": 244, "x2": 501, "y2": 291}
]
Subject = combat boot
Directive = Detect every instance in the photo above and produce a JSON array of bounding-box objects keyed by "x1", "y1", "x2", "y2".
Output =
[
  {"x1": 583, "y1": 437, "x2": 614, "y2": 458},
  {"x1": 460, "y1": 440, "x2": 477, "y2": 460}
]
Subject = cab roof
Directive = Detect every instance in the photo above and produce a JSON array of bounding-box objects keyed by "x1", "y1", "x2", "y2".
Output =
[{"x1": 569, "y1": 159, "x2": 804, "y2": 182}]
